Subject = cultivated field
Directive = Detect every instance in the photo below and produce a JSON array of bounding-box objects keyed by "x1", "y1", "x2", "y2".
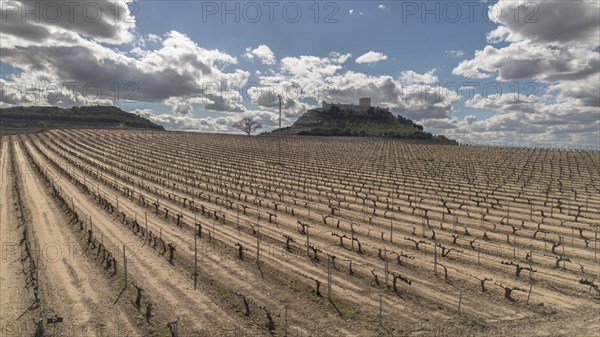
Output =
[{"x1": 1, "y1": 129, "x2": 599, "y2": 336}]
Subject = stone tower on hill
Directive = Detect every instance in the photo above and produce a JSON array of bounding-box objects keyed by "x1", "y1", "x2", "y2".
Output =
[{"x1": 359, "y1": 97, "x2": 371, "y2": 108}]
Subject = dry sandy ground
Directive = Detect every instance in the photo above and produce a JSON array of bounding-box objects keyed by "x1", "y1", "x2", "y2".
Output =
[
  {"x1": 35, "y1": 130, "x2": 600, "y2": 336},
  {"x1": 49, "y1": 129, "x2": 596, "y2": 329},
  {"x1": 23, "y1": 138, "x2": 265, "y2": 336},
  {"x1": 9, "y1": 141, "x2": 142, "y2": 336},
  {"x1": 3, "y1": 130, "x2": 599, "y2": 337},
  {"x1": 0, "y1": 140, "x2": 40, "y2": 335}
]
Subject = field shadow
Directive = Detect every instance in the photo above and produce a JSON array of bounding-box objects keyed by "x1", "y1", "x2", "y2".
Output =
[
  {"x1": 114, "y1": 285, "x2": 126, "y2": 304},
  {"x1": 328, "y1": 298, "x2": 343, "y2": 317},
  {"x1": 17, "y1": 300, "x2": 39, "y2": 320},
  {"x1": 257, "y1": 261, "x2": 264, "y2": 279}
]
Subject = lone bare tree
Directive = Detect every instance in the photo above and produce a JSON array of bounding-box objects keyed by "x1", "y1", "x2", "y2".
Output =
[{"x1": 233, "y1": 117, "x2": 262, "y2": 136}]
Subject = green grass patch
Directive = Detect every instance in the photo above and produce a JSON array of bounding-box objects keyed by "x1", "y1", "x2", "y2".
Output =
[
  {"x1": 157, "y1": 324, "x2": 170, "y2": 337},
  {"x1": 308, "y1": 288, "x2": 322, "y2": 298},
  {"x1": 329, "y1": 298, "x2": 358, "y2": 319},
  {"x1": 216, "y1": 286, "x2": 243, "y2": 312}
]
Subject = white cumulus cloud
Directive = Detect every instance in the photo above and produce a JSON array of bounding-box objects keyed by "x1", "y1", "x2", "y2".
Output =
[
  {"x1": 355, "y1": 51, "x2": 388, "y2": 64},
  {"x1": 400, "y1": 69, "x2": 438, "y2": 84},
  {"x1": 244, "y1": 44, "x2": 276, "y2": 65}
]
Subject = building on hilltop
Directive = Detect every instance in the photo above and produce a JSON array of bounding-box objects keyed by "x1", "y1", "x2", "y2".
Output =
[
  {"x1": 319, "y1": 98, "x2": 388, "y2": 113},
  {"x1": 359, "y1": 97, "x2": 371, "y2": 108}
]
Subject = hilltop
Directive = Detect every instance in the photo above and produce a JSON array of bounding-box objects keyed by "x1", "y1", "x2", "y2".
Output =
[
  {"x1": 263, "y1": 100, "x2": 457, "y2": 144},
  {"x1": 0, "y1": 106, "x2": 164, "y2": 135}
]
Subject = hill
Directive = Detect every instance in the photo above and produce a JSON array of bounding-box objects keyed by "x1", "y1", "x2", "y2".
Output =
[
  {"x1": 0, "y1": 106, "x2": 164, "y2": 135},
  {"x1": 263, "y1": 105, "x2": 457, "y2": 144}
]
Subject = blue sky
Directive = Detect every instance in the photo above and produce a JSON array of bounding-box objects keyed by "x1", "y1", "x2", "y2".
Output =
[
  {"x1": 1, "y1": 0, "x2": 598, "y2": 147},
  {"x1": 133, "y1": 1, "x2": 491, "y2": 60},
  {"x1": 130, "y1": 2, "x2": 495, "y2": 94},
  {"x1": 123, "y1": 1, "x2": 553, "y2": 130},
  {"x1": 125, "y1": 1, "x2": 532, "y2": 120}
]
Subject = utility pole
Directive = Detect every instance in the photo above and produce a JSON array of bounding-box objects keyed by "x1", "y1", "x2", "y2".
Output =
[{"x1": 278, "y1": 94, "x2": 283, "y2": 165}]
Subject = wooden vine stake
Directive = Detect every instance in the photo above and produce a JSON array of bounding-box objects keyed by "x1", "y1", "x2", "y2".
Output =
[
  {"x1": 123, "y1": 244, "x2": 128, "y2": 289},
  {"x1": 194, "y1": 232, "x2": 198, "y2": 291},
  {"x1": 284, "y1": 305, "x2": 288, "y2": 336},
  {"x1": 434, "y1": 242, "x2": 438, "y2": 276},
  {"x1": 379, "y1": 295, "x2": 383, "y2": 324},
  {"x1": 390, "y1": 218, "x2": 394, "y2": 243},
  {"x1": 256, "y1": 233, "x2": 261, "y2": 266},
  {"x1": 327, "y1": 256, "x2": 332, "y2": 299},
  {"x1": 526, "y1": 283, "x2": 533, "y2": 304},
  {"x1": 595, "y1": 226, "x2": 598, "y2": 263}
]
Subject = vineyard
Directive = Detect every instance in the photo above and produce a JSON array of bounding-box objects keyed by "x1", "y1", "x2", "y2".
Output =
[{"x1": 1, "y1": 129, "x2": 599, "y2": 336}]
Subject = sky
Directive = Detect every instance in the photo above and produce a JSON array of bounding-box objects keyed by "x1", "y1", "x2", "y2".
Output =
[{"x1": 1, "y1": 0, "x2": 599, "y2": 148}]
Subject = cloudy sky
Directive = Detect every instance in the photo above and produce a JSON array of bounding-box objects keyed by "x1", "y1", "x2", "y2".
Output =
[{"x1": 1, "y1": 0, "x2": 598, "y2": 147}]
